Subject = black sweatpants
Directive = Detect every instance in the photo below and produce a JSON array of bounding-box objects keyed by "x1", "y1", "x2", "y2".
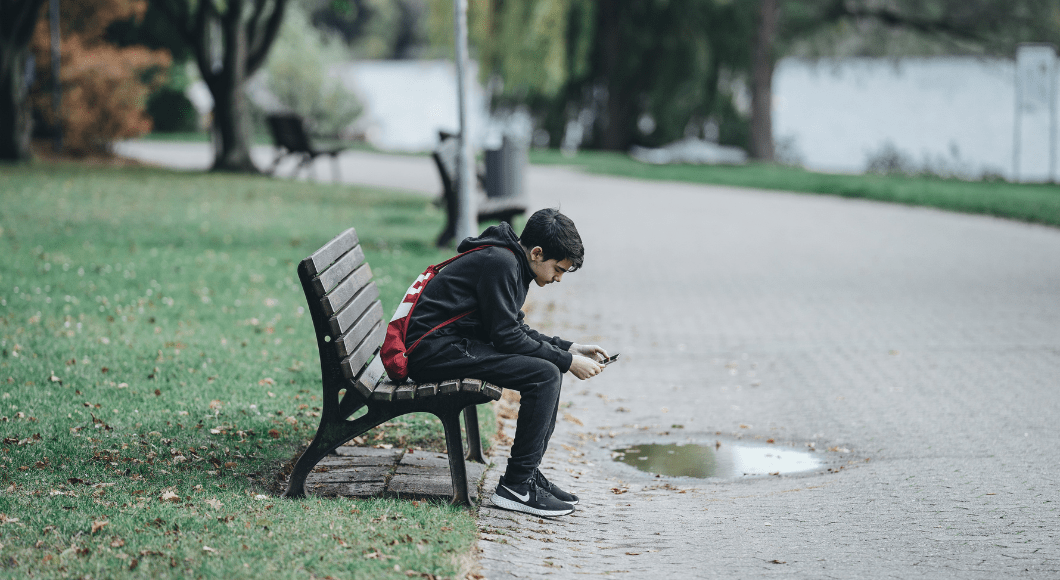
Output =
[{"x1": 408, "y1": 336, "x2": 563, "y2": 484}]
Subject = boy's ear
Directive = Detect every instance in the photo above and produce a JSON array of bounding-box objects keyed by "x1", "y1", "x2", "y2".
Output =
[{"x1": 529, "y1": 246, "x2": 545, "y2": 261}]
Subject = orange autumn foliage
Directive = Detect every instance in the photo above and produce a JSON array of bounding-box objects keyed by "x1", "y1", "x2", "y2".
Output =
[{"x1": 31, "y1": 0, "x2": 170, "y2": 156}]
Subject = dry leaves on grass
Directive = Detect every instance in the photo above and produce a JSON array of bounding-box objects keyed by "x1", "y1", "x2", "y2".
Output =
[
  {"x1": 206, "y1": 498, "x2": 223, "y2": 510},
  {"x1": 0, "y1": 513, "x2": 19, "y2": 524},
  {"x1": 159, "y1": 490, "x2": 180, "y2": 502}
]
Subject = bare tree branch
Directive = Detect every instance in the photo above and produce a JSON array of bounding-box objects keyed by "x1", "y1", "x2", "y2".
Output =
[{"x1": 246, "y1": 0, "x2": 286, "y2": 75}]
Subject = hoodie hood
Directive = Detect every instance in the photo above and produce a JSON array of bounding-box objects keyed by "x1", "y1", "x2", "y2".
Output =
[{"x1": 457, "y1": 223, "x2": 532, "y2": 283}]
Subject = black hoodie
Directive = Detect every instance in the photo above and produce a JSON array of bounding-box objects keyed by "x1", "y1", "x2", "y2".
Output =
[{"x1": 404, "y1": 223, "x2": 574, "y2": 373}]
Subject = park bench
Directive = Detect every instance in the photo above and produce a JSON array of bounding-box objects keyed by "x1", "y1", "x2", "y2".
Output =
[
  {"x1": 432, "y1": 133, "x2": 528, "y2": 247},
  {"x1": 283, "y1": 226, "x2": 502, "y2": 506},
  {"x1": 266, "y1": 113, "x2": 346, "y2": 182}
]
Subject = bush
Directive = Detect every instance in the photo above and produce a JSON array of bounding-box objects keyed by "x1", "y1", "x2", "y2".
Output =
[
  {"x1": 30, "y1": 0, "x2": 170, "y2": 156},
  {"x1": 146, "y1": 86, "x2": 198, "y2": 133},
  {"x1": 263, "y1": 3, "x2": 362, "y2": 138}
]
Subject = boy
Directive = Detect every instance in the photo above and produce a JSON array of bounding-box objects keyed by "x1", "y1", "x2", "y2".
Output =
[{"x1": 405, "y1": 208, "x2": 607, "y2": 517}]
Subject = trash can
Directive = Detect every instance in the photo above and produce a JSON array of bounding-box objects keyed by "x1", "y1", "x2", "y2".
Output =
[{"x1": 485, "y1": 134, "x2": 527, "y2": 199}]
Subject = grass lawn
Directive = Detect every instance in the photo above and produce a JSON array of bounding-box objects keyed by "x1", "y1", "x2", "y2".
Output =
[
  {"x1": 531, "y1": 149, "x2": 1060, "y2": 228},
  {"x1": 0, "y1": 164, "x2": 493, "y2": 579}
]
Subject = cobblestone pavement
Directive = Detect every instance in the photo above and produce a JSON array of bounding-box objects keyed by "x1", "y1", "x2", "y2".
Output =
[
  {"x1": 119, "y1": 143, "x2": 1060, "y2": 578},
  {"x1": 474, "y1": 167, "x2": 1060, "y2": 579}
]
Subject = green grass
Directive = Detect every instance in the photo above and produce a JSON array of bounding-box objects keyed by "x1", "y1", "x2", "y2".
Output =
[
  {"x1": 0, "y1": 164, "x2": 494, "y2": 579},
  {"x1": 530, "y1": 149, "x2": 1060, "y2": 228}
]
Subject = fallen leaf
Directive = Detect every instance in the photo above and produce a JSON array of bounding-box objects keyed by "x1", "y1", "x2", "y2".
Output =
[
  {"x1": 562, "y1": 413, "x2": 584, "y2": 426},
  {"x1": 259, "y1": 378, "x2": 275, "y2": 386},
  {"x1": 0, "y1": 513, "x2": 18, "y2": 524},
  {"x1": 203, "y1": 545, "x2": 217, "y2": 553},
  {"x1": 160, "y1": 491, "x2": 180, "y2": 502},
  {"x1": 268, "y1": 429, "x2": 280, "y2": 438},
  {"x1": 209, "y1": 400, "x2": 223, "y2": 410},
  {"x1": 110, "y1": 538, "x2": 125, "y2": 548},
  {"x1": 254, "y1": 494, "x2": 268, "y2": 500},
  {"x1": 206, "y1": 499, "x2": 223, "y2": 510},
  {"x1": 129, "y1": 558, "x2": 139, "y2": 570},
  {"x1": 91, "y1": 520, "x2": 108, "y2": 534}
]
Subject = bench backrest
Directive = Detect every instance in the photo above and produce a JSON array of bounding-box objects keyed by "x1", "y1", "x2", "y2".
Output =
[
  {"x1": 299, "y1": 227, "x2": 387, "y2": 401},
  {"x1": 431, "y1": 136, "x2": 460, "y2": 194},
  {"x1": 267, "y1": 113, "x2": 314, "y2": 154}
]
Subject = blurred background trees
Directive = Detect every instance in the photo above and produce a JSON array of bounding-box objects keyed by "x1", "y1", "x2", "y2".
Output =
[
  {"x1": 2, "y1": 0, "x2": 1058, "y2": 165},
  {"x1": 263, "y1": 2, "x2": 363, "y2": 139},
  {"x1": 29, "y1": 0, "x2": 170, "y2": 157},
  {"x1": 155, "y1": 0, "x2": 287, "y2": 172},
  {"x1": 0, "y1": 0, "x2": 47, "y2": 161}
]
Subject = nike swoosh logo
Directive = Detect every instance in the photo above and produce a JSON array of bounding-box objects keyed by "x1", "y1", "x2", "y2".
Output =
[{"x1": 502, "y1": 485, "x2": 530, "y2": 502}]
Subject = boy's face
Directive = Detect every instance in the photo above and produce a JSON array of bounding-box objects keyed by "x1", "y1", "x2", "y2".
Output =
[{"x1": 528, "y1": 246, "x2": 573, "y2": 287}]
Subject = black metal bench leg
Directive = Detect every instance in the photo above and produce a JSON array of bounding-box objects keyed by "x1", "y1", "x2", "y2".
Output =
[
  {"x1": 439, "y1": 408, "x2": 472, "y2": 507},
  {"x1": 283, "y1": 407, "x2": 392, "y2": 498},
  {"x1": 463, "y1": 405, "x2": 486, "y2": 463}
]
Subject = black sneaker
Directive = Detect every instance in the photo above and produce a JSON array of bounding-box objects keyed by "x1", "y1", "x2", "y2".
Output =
[
  {"x1": 490, "y1": 476, "x2": 575, "y2": 517},
  {"x1": 533, "y1": 468, "x2": 579, "y2": 505}
]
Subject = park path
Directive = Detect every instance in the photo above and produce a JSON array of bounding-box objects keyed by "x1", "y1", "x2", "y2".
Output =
[{"x1": 119, "y1": 142, "x2": 1060, "y2": 579}]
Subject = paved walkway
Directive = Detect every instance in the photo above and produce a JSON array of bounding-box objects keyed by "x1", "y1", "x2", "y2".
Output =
[{"x1": 120, "y1": 142, "x2": 1060, "y2": 579}]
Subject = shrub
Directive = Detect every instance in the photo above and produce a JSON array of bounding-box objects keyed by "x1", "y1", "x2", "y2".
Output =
[
  {"x1": 30, "y1": 0, "x2": 170, "y2": 156},
  {"x1": 263, "y1": 3, "x2": 362, "y2": 138},
  {"x1": 147, "y1": 86, "x2": 198, "y2": 133}
]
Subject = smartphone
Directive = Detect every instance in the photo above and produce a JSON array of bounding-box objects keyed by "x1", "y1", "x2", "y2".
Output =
[{"x1": 600, "y1": 353, "x2": 620, "y2": 366}]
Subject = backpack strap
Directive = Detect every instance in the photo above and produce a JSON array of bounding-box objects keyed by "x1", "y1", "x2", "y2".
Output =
[{"x1": 404, "y1": 245, "x2": 514, "y2": 354}]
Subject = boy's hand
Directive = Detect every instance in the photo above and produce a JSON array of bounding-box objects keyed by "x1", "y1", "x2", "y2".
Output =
[
  {"x1": 568, "y1": 355, "x2": 603, "y2": 380},
  {"x1": 569, "y1": 343, "x2": 608, "y2": 362}
]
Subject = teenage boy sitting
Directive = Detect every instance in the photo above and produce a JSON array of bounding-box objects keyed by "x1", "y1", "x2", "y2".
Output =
[{"x1": 405, "y1": 208, "x2": 607, "y2": 517}]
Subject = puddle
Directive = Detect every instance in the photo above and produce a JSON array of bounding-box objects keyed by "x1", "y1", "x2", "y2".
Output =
[{"x1": 612, "y1": 441, "x2": 823, "y2": 479}]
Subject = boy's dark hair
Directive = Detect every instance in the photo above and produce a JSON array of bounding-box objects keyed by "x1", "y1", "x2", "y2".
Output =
[{"x1": 519, "y1": 208, "x2": 584, "y2": 271}]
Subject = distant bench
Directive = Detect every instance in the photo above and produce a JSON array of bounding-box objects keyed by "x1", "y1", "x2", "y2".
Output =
[
  {"x1": 432, "y1": 133, "x2": 528, "y2": 247},
  {"x1": 283, "y1": 226, "x2": 502, "y2": 506},
  {"x1": 266, "y1": 113, "x2": 346, "y2": 182}
]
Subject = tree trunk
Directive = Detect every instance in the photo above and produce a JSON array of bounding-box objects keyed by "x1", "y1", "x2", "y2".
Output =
[
  {"x1": 750, "y1": 0, "x2": 776, "y2": 161},
  {"x1": 208, "y1": 0, "x2": 258, "y2": 173},
  {"x1": 0, "y1": 47, "x2": 33, "y2": 162},
  {"x1": 597, "y1": 3, "x2": 634, "y2": 151}
]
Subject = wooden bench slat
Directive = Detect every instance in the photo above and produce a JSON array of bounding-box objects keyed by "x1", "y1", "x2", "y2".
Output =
[
  {"x1": 340, "y1": 325, "x2": 384, "y2": 392},
  {"x1": 328, "y1": 282, "x2": 379, "y2": 337},
  {"x1": 439, "y1": 379, "x2": 461, "y2": 394},
  {"x1": 353, "y1": 353, "x2": 387, "y2": 397},
  {"x1": 305, "y1": 228, "x2": 358, "y2": 277},
  {"x1": 372, "y1": 381, "x2": 397, "y2": 401},
  {"x1": 394, "y1": 384, "x2": 416, "y2": 400},
  {"x1": 416, "y1": 382, "x2": 439, "y2": 398},
  {"x1": 335, "y1": 301, "x2": 383, "y2": 358},
  {"x1": 460, "y1": 378, "x2": 482, "y2": 393},
  {"x1": 482, "y1": 382, "x2": 502, "y2": 400},
  {"x1": 313, "y1": 245, "x2": 366, "y2": 296},
  {"x1": 322, "y1": 263, "x2": 373, "y2": 317}
]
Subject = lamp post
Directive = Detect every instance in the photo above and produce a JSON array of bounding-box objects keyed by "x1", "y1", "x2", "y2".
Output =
[
  {"x1": 453, "y1": 0, "x2": 476, "y2": 242},
  {"x1": 49, "y1": 0, "x2": 62, "y2": 152}
]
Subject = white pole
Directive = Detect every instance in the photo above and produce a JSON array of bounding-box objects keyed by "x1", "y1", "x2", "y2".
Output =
[{"x1": 453, "y1": 0, "x2": 477, "y2": 242}]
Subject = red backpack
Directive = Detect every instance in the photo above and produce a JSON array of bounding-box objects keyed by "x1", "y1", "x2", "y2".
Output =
[{"x1": 380, "y1": 246, "x2": 505, "y2": 382}]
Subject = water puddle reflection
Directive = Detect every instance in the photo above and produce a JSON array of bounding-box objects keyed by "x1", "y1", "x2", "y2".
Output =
[{"x1": 613, "y1": 441, "x2": 822, "y2": 478}]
